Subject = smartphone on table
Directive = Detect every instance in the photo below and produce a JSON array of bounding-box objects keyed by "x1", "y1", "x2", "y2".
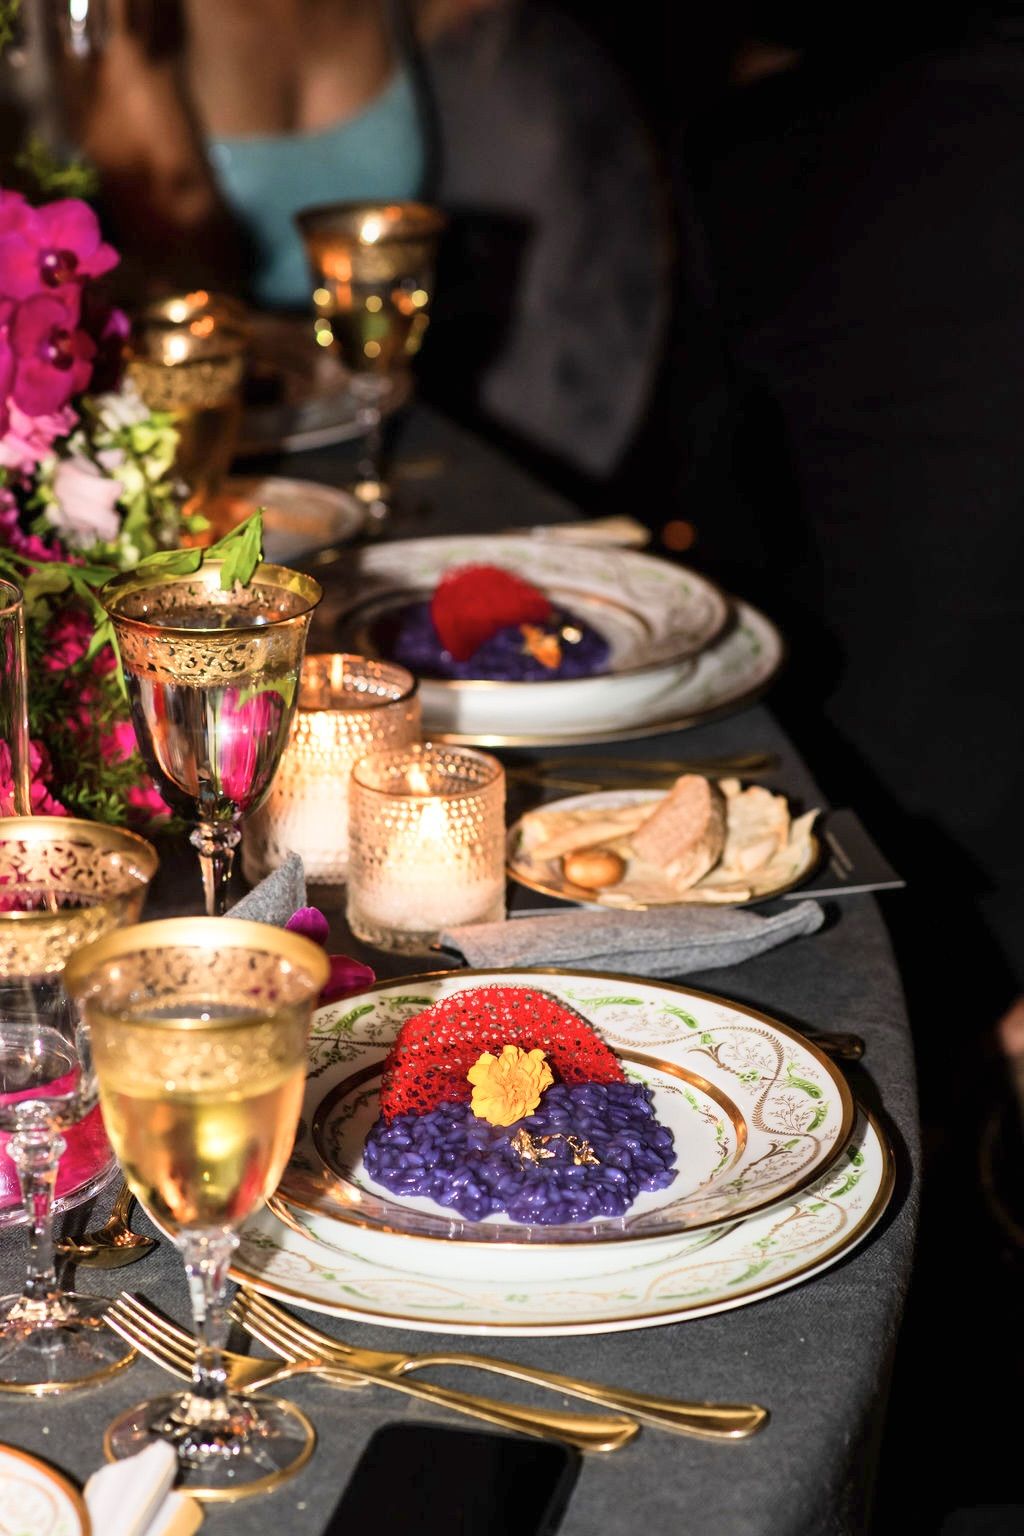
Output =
[{"x1": 321, "y1": 1423, "x2": 581, "y2": 1536}]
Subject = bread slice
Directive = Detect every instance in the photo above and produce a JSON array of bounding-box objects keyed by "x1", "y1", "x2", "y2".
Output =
[{"x1": 629, "y1": 774, "x2": 726, "y2": 892}]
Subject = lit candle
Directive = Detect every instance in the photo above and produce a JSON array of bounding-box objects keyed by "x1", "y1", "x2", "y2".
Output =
[
  {"x1": 242, "y1": 655, "x2": 420, "y2": 886},
  {"x1": 346, "y1": 745, "x2": 506, "y2": 952}
]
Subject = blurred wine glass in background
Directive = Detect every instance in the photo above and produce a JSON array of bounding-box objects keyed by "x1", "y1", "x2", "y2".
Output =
[{"x1": 295, "y1": 200, "x2": 446, "y2": 533}]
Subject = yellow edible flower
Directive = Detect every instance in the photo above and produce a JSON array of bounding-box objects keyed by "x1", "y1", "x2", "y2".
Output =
[{"x1": 467, "y1": 1044, "x2": 554, "y2": 1127}]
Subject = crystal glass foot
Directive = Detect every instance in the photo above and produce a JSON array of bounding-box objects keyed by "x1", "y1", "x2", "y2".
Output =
[
  {"x1": 104, "y1": 1390, "x2": 315, "y2": 1501},
  {"x1": 100, "y1": 562, "x2": 322, "y2": 915},
  {"x1": 296, "y1": 200, "x2": 446, "y2": 535},
  {"x1": 66, "y1": 917, "x2": 329, "y2": 1496},
  {"x1": 0, "y1": 819, "x2": 159, "y2": 1394}
]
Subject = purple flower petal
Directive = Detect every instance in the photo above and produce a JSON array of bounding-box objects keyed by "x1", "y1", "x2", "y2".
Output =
[
  {"x1": 285, "y1": 906, "x2": 375, "y2": 1001},
  {"x1": 321, "y1": 954, "x2": 376, "y2": 1004},
  {"x1": 286, "y1": 906, "x2": 330, "y2": 946}
]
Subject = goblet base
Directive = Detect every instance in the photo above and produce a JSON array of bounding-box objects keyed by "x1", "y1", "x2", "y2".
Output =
[
  {"x1": 0, "y1": 1291, "x2": 136, "y2": 1394},
  {"x1": 103, "y1": 1389, "x2": 316, "y2": 1501}
]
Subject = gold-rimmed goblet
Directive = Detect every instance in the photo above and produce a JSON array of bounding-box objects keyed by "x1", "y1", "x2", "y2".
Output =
[
  {"x1": 127, "y1": 293, "x2": 250, "y2": 522},
  {"x1": 100, "y1": 561, "x2": 322, "y2": 916},
  {"x1": 295, "y1": 201, "x2": 446, "y2": 532},
  {"x1": 65, "y1": 917, "x2": 329, "y2": 1499},
  {"x1": 0, "y1": 817, "x2": 159, "y2": 1393}
]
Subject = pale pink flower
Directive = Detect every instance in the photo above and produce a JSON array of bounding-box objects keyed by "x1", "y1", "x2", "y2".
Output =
[
  {"x1": 48, "y1": 454, "x2": 121, "y2": 548},
  {"x1": 0, "y1": 400, "x2": 75, "y2": 474}
]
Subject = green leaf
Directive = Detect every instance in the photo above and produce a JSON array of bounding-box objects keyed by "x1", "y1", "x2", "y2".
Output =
[
  {"x1": 136, "y1": 545, "x2": 205, "y2": 579},
  {"x1": 206, "y1": 508, "x2": 265, "y2": 590},
  {"x1": 21, "y1": 565, "x2": 72, "y2": 609}
]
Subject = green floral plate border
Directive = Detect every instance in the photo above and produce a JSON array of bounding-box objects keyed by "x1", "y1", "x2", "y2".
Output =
[{"x1": 234, "y1": 1106, "x2": 893, "y2": 1335}]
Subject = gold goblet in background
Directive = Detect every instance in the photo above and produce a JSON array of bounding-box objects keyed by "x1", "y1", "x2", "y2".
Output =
[
  {"x1": 66, "y1": 917, "x2": 329, "y2": 1499},
  {"x1": 128, "y1": 293, "x2": 250, "y2": 521},
  {"x1": 101, "y1": 561, "x2": 322, "y2": 916},
  {"x1": 295, "y1": 201, "x2": 447, "y2": 532},
  {"x1": 0, "y1": 817, "x2": 158, "y2": 1393}
]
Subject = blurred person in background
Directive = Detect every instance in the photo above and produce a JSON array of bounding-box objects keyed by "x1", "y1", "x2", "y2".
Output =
[
  {"x1": 2, "y1": 0, "x2": 670, "y2": 489},
  {"x1": 680, "y1": 6, "x2": 1024, "y2": 1529}
]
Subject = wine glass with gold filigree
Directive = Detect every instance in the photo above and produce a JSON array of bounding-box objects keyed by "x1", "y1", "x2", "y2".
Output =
[
  {"x1": 65, "y1": 916, "x2": 328, "y2": 1499},
  {"x1": 0, "y1": 817, "x2": 158, "y2": 1393},
  {"x1": 295, "y1": 201, "x2": 446, "y2": 532},
  {"x1": 100, "y1": 561, "x2": 322, "y2": 916}
]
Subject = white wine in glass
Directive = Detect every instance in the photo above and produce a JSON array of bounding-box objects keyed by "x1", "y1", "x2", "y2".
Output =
[
  {"x1": 66, "y1": 917, "x2": 328, "y2": 1500},
  {"x1": 295, "y1": 201, "x2": 446, "y2": 531}
]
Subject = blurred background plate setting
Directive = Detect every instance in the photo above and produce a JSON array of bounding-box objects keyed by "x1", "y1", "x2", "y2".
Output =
[{"x1": 321, "y1": 533, "x2": 731, "y2": 739}]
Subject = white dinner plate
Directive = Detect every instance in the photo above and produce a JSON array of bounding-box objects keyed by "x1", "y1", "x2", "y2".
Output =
[
  {"x1": 220, "y1": 476, "x2": 365, "y2": 564},
  {"x1": 320, "y1": 534, "x2": 731, "y2": 740},
  {"x1": 235, "y1": 1107, "x2": 892, "y2": 1336},
  {"x1": 276, "y1": 970, "x2": 853, "y2": 1282},
  {"x1": 507, "y1": 787, "x2": 820, "y2": 910},
  {"x1": 0, "y1": 1444, "x2": 89, "y2": 1535}
]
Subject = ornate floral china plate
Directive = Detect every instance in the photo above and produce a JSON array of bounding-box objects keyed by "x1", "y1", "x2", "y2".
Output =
[
  {"x1": 275, "y1": 970, "x2": 854, "y2": 1281},
  {"x1": 0, "y1": 1445, "x2": 89, "y2": 1535},
  {"x1": 320, "y1": 535, "x2": 730, "y2": 740},
  {"x1": 236, "y1": 1107, "x2": 892, "y2": 1335}
]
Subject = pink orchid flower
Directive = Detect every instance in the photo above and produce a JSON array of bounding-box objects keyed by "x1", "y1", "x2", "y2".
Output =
[
  {"x1": 0, "y1": 197, "x2": 118, "y2": 301},
  {"x1": 10, "y1": 290, "x2": 96, "y2": 416},
  {"x1": 285, "y1": 906, "x2": 376, "y2": 1005}
]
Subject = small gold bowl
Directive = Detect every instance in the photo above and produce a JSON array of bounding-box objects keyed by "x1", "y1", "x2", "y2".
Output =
[{"x1": 0, "y1": 817, "x2": 159, "y2": 979}]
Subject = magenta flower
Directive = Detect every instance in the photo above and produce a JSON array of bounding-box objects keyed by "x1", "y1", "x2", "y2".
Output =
[
  {"x1": 10, "y1": 290, "x2": 95, "y2": 416},
  {"x1": 0, "y1": 191, "x2": 30, "y2": 240},
  {"x1": 42, "y1": 607, "x2": 93, "y2": 671},
  {"x1": 285, "y1": 906, "x2": 376, "y2": 1004},
  {"x1": 0, "y1": 198, "x2": 118, "y2": 301},
  {"x1": 0, "y1": 739, "x2": 69, "y2": 818}
]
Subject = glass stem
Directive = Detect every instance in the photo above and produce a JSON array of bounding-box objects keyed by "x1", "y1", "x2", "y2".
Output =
[
  {"x1": 181, "y1": 1228, "x2": 239, "y2": 1409},
  {"x1": 191, "y1": 821, "x2": 241, "y2": 917},
  {"x1": 8, "y1": 1118, "x2": 64, "y2": 1308},
  {"x1": 355, "y1": 402, "x2": 384, "y2": 487}
]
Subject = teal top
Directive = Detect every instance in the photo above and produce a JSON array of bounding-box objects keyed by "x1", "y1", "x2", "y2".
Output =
[{"x1": 207, "y1": 70, "x2": 425, "y2": 310}]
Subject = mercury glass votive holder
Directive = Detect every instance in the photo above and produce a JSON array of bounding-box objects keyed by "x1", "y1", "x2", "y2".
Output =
[
  {"x1": 242, "y1": 654, "x2": 421, "y2": 886},
  {"x1": 347, "y1": 744, "x2": 506, "y2": 953}
]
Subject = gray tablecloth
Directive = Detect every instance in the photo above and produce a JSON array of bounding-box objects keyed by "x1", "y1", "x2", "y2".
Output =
[{"x1": 0, "y1": 408, "x2": 918, "y2": 1536}]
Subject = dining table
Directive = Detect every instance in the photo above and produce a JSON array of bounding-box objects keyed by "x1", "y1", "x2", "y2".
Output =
[{"x1": 0, "y1": 403, "x2": 919, "y2": 1535}]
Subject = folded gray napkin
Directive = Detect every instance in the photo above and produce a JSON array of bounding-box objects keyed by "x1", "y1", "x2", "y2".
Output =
[
  {"x1": 229, "y1": 852, "x2": 306, "y2": 926},
  {"x1": 440, "y1": 900, "x2": 825, "y2": 976}
]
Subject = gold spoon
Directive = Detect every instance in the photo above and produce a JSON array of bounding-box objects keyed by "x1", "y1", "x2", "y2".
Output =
[{"x1": 56, "y1": 1181, "x2": 157, "y2": 1268}]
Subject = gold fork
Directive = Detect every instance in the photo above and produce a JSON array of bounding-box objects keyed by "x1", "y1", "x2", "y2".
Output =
[
  {"x1": 104, "y1": 1293, "x2": 638, "y2": 1455},
  {"x1": 231, "y1": 1287, "x2": 768, "y2": 1441}
]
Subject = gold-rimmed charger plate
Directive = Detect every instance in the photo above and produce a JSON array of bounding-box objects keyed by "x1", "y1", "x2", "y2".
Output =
[
  {"x1": 235, "y1": 1105, "x2": 893, "y2": 1336},
  {"x1": 0, "y1": 1443, "x2": 90, "y2": 1534},
  {"x1": 507, "y1": 787, "x2": 821, "y2": 910},
  {"x1": 273, "y1": 968, "x2": 854, "y2": 1283}
]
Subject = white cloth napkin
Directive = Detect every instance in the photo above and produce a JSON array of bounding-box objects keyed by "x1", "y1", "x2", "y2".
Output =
[{"x1": 84, "y1": 1443, "x2": 203, "y2": 1536}]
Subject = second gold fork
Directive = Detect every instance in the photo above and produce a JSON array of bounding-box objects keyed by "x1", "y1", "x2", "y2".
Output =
[{"x1": 230, "y1": 1286, "x2": 768, "y2": 1441}]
